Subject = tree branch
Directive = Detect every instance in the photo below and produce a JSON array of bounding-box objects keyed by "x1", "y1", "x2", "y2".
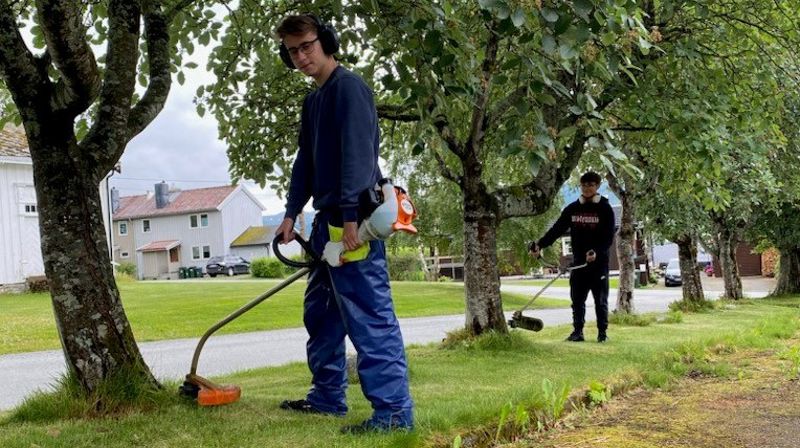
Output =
[
  {"x1": 467, "y1": 20, "x2": 499, "y2": 159},
  {"x1": 496, "y1": 131, "x2": 588, "y2": 219},
  {"x1": 612, "y1": 126, "x2": 656, "y2": 132},
  {"x1": 127, "y1": 3, "x2": 171, "y2": 143},
  {"x1": 165, "y1": 0, "x2": 195, "y2": 20},
  {"x1": 37, "y1": 0, "x2": 101, "y2": 117},
  {"x1": 0, "y1": 0, "x2": 48, "y2": 119},
  {"x1": 433, "y1": 113, "x2": 464, "y2": 159},
  {"x1": 606, "y1": 171, "x2": 624, "y2": 197},
  {"x1": 554, "y1": 131, "x2": 587, "y2": 186},
  {"x1": 487, "y1": 85, "x2": 527, "y2": 126},
  {"x1": 80, "y1": 0, "x2": 141, "y2": 174},
  {"x1": 376, "y1": 104, "x2": 419, "y2": 122},
  {"x1": 431, "y1": 147, "x2": 462, "y2": 187}
]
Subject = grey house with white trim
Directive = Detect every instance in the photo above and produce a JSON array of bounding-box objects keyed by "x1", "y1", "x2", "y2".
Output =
[{"x1": 112, "y1": 183, "x2": 265, "y2": 279}]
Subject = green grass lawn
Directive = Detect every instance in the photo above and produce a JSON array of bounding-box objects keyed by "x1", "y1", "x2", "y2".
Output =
[
  {"x1": 0, "y1": 279, "x2": 567, "y2": 355},
  {"x1": 0, "y1": 297, "x2": 797, "y2": 447},
  {"x1": 503, "y1": 277, "x2": 621, "y2": 289}
]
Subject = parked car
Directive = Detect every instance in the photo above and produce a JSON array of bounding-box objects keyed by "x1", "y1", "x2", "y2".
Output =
[
  {"x1": 664, "y1": 258, "x2": 682, "y2": 287},
  {"x1": 205, "y1": 255, "x2": 250, "y2": 277}
]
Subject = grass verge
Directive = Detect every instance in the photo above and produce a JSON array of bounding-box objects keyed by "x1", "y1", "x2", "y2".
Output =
[
  {"x1": 0, "y1": 281, "x2": 567, "y2": 354},
  {"x1": 503, "y1": 278, "x2": 621, "y2": 289},
  {"x1": 0, "y1": 297, "x2": 797, "y2": 447}
]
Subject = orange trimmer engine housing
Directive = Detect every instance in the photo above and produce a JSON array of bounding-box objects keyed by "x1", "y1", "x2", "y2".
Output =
[
  {"x1": 182, "y1": 374, "x2": 241, "y2": 406},
  {"x1": 392, "y1": 186, "x2": 418, "y2": 234}
]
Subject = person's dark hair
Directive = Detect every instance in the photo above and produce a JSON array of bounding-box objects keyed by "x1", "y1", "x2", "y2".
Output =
[
  {"x1": 275, "y1": 15, "x2": 319, "y2": 39},
  {"x1": 580, "y1": 171, "x2": 602, "y2": 185}
]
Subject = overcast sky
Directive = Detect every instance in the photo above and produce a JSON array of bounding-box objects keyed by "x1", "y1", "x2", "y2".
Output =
[{"x1": 113, "y1": 53, "x2": 287, "y2": 215}]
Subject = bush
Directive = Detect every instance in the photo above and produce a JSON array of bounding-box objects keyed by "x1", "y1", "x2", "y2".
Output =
[
  {"x1": 395, "y1": 270, "x2": 426, "y2": 281},
  {"x1": 250, "y1": 257, "x2": 285, "y2": 278},
  {"x1": 497, "y1": 256, "x2": 523, "y2": 276},
  {"x1": 116, "y1": 262, "x2": 137, "y2": 277},
  {"x1": 661, "y1": 310, "x2": 685, "y2": 324},
  {"x1": 669, "y1": 298, "x2": 716, "y2": 313},
  {"x1": 609, "y1": 312, "x2": 656, "y2": 327},
  {"x1": 281, "y1": 254, "x2": 313, "y2": 276},
  {"x1": 387, "y1": 254, "x2": 425, "y2": 281},
  {"x1": 26, "y1": 276, "x2": 48, "y2": 293}
]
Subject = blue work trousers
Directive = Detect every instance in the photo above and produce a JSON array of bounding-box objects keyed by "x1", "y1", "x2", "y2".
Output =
[{"x1": 303, "y1": 211, "x2": 413, "y2": 425}]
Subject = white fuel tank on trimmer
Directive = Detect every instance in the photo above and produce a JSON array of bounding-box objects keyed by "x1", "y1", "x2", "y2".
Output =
[{"x1": 322, "y1": 179, "x2": 418, "y2": 267}]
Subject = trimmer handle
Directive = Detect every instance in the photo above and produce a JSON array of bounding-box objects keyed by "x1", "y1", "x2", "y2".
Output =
[{"x1": 272, "y1": 233, "x2": 320, "y2": 269}]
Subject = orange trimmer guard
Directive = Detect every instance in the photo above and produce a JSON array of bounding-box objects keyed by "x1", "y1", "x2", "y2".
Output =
[
  {"x1": 393, "y1": 187, "x2": 418, "y2": 234},
  {"x1": 186, "y1": 373, "x2": 241, "y2": 406}
]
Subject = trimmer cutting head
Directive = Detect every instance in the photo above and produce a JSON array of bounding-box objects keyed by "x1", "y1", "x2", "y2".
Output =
[
  {"x1": 508, "y1": 311, "x2": 544, "y2": 332},
  {"x1": 179, "y1": 374, "x2": 241, "y2": 406}
]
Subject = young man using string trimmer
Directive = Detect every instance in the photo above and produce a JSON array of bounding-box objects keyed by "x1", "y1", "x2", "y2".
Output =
[
  {"x1": 529, "y1": 172, "x2": 616, "y2": 343},
  {"x1": 273, "y1": 14, "x2": 414, "y2": 433}
]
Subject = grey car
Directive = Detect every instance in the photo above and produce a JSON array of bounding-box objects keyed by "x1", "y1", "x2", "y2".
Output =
[
  {"x1": 664, "y1": 258, "x2": 682, "y2": 287},
  {"x1": 205, "y1": 255, "x2": 250, "y2": 277}
]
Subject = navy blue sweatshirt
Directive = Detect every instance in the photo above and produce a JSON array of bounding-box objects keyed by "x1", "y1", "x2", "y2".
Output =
[
  {"x1": 284, "y1": 66, "x2": 381, "y2": 223},
  {"x1": 537, "y1": 196, "x2": 616, "y2": 270}
]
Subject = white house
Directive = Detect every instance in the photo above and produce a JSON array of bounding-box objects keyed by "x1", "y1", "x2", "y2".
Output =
[
  {"x1": 0, "y1": 126, "x2": 112, "y2": 291},
  {"x1": 112, "y1": 183, "x2": 278, "y2": 279}
]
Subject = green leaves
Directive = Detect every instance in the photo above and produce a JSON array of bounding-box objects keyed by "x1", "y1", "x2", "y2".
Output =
[
  {"x1": 540, "y1": 8, "x2": 560, "y2": 23},
  {"x1": 511, "y1": 8, "x2": 526, "y2": 27}
]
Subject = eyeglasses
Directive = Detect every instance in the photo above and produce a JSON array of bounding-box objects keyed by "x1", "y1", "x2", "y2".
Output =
[{"x1": 285, "y1": 38, "x2": 319, "y2": 57}]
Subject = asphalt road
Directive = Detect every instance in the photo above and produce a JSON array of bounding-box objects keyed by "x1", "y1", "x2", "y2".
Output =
[{"x1": 0, "y1": 283, "x2": 769, "y2": 411}]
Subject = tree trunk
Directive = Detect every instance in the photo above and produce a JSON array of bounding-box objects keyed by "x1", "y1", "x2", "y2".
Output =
[
  {"x1": 615, "y1": 191, "x2": 636, "y2": 313},
  {"x1": 675, "y1": 233, "x2": 704, "y2": 302},
  {"x1": 772, "y1": 246, "x2": 800, "y2": 295},
  {"x1": 717, "y1": 227, "x2": 744, "y2": 300},
  {"x1": 28, "y1": 125, "x2": 156, "y2": 394},
  {"x1": 462, "y1": 202, "x2": 506, "y2": 334},
  {"x1": 417, "y1": 245, "x2": 434, "y2": 281}
]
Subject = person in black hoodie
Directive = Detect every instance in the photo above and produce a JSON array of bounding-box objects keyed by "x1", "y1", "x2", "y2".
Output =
[{"x1": 529, "y1": 172, "x2": 616, "y2": 342}]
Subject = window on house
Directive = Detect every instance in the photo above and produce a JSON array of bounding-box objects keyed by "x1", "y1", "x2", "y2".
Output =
[
  {"x1": 120, "y1": 251, "x2": 130, "y2": 258},
  {"x1": 192, "y1": 246, "x2": 210, "y2": 260},
  {"x1": 22, "y1": 204, "x2": 37, "y2": 215},
  {"x1": 119, "y1": 222, "x2": 128, "y2": 236},
  {"x1": 142, "y1": 219, "x2": 151, "y2": 233},
  {"x1": 561, "y1": 237, "x2": 573, "y2": 256},
  {"x1": 190, "y1": 214, "x2": 209, "y2": 228}
]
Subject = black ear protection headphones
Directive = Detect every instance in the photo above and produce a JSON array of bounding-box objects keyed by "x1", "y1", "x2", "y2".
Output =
[{"x1": 279, "y1": 14, "x2": 340, "y2": 69}]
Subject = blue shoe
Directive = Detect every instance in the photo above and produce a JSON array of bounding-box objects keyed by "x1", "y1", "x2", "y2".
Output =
[{"x1": 340, "y1": 414, "x2": 413, "y2": 434}]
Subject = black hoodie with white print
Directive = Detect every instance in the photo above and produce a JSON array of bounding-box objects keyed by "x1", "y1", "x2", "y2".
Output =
[{"x1": 536, "y1": 195, "x2": 615, "y2": 272}]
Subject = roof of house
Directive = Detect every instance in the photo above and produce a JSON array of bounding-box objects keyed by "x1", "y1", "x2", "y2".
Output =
[
  {"x1": 113, "y1": 185, "x2": 238, "y2": 220},
  {"x1": 230, "y1": 226, "x2": 276, "y2": 247},
  {"x1": 0, "y1": 126, "x2": 30, "y2": 158},
  {"x1": 137, "y1": 240, "x2": 181, "y2": 252}
]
